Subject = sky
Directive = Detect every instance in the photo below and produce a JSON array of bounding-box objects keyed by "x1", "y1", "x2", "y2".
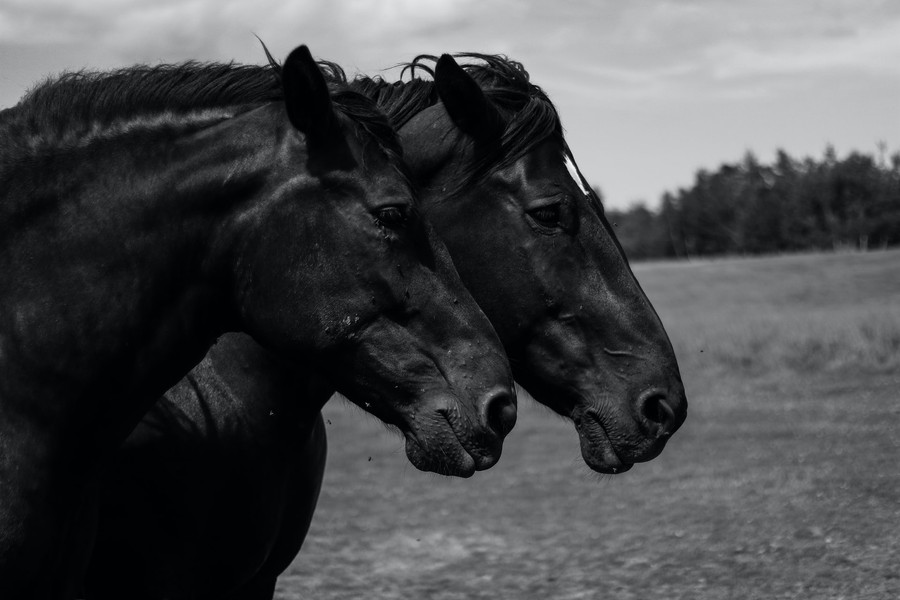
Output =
[{"x1": 1, "y1": 0, "x2": 898, "y2": 210}]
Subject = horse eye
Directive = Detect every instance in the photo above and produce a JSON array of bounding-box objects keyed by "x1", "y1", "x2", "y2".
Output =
[
  {"x1": 528, "y1": 204, "x2": 561, "y2": 227},
  {"x1": 374, "y1": 205, "x2": 408, "y2": 227}
]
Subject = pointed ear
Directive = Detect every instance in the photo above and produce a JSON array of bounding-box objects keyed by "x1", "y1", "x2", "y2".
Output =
[
  {"x1": 281, "y1": 45, "x2": 337, "y2": 143},
  {"x1": 434, "y1": 54, "x2": 505, "y2": 142}
]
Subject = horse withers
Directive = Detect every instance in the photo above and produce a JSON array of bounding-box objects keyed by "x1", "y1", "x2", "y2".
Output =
[{"x1": 0, "y1": 45, "x2": 515, "y2": 599}]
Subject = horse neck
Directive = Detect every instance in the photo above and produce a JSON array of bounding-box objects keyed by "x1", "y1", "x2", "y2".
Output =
[
  {"x1": 1, "y1": 105, "x2": 283, "y2": 414},
  {"x1": 205, "y1": 332, "x2": 335, "y2": 429}
]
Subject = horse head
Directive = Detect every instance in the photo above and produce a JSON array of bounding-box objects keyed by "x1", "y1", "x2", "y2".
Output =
[
  {"x1": 391, "y1": 54, "x2": 686, "y2": 474},
  {"x1": 234, "y1": 46, "x2": 516, "y2": 477}
]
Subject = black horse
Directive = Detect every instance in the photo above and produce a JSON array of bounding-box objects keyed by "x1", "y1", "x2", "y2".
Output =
[
  {"x1": 0, "y1": 46, "x2": 516, "y2": 599},
  {"x1": 83, "y1": 52, "x2": 687, "y2": 598}
]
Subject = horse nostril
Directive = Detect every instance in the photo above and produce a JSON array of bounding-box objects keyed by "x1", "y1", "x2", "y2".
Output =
[
  {"x1": 483, "y1": 388, "x2": 517, "y2": 439},
  {"x1": 637, "y1": 390, "x2": 676, "y2": 439}
]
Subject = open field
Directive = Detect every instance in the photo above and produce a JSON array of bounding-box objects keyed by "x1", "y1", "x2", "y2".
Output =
[{"x1": 276, "y1": 249, "x2": 900, "y2": 600}]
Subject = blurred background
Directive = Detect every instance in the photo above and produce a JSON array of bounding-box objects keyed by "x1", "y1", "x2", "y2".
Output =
[{"x1": 4, "y1": 1, "x2": 898, "y2": 598}]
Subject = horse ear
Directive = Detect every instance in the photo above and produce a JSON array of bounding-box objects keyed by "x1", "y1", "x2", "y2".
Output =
[
  {"x1": 434, "y1": 54, "x2": 505, "y2": 142},
  {"x1": 281, "y1": 45, "x2": 336, "y2": 143}
]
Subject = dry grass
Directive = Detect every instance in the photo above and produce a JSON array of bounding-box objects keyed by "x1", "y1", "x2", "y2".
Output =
[
  {"x1": 639, "y1": 249, "x2": 900, "y2": 377},
  {"x1": 276, "y1": 249, "x2": 900, "y2": 600}
]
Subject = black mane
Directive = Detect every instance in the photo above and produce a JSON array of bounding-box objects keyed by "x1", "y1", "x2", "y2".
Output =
[
  {"x1": 321, "y1": 53, "x2": 564, "y2": 192},
  {"x1": 0, "y1": 58, "x2": 406, "y2": 171}
]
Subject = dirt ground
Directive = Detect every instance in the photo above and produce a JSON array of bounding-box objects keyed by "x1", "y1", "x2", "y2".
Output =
[{"x1": 275, "y1": 250, "x2": 900, "y2": 599}]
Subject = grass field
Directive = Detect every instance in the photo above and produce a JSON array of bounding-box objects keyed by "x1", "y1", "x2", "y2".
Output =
[{"x1": 275, "y1": 249, "x2": 900, "y2": 600}]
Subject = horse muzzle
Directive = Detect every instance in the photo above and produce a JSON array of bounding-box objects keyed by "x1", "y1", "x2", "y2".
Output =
[
  {"x1": 575, "y1": 383, "x2": 687, "y2": 474},
  {"x1": 401, "y1": 386, "x2": 516, "y2": 477}
]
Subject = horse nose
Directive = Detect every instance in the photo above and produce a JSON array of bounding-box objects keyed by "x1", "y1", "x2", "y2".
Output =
[
  {"x1": 635, "y1": 387, "x2": 685, "y2": 440},
  {"x1": 480, "y1": 386, "x2": 517, "y2": 439}
]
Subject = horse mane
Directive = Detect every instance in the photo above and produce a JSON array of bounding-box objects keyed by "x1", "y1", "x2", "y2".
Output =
[
  {"x1": 0, "y1": 56, "x2": 406, "y2": 173},
  {"x1": 321, "y1": 53, "x2": 563, "y2": 193},
  {"x1": 0, "y1": 63, "x2": 282, "y2": 159}
]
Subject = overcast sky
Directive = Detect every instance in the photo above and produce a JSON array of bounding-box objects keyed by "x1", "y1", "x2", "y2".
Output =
[{"x1": 1, "y1": 0, "x2": 898, "y2": 210}]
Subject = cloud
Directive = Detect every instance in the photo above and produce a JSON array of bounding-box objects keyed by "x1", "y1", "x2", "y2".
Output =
[
  {"x1": 529, "y1": 0, "x2": 900, "y2": 107},
  {"x1": 708, "y1": 18, "x2": 900, "y2": 80},
  {"x1": 334, "y1": 0, "x2": 480, "y2": 38}
]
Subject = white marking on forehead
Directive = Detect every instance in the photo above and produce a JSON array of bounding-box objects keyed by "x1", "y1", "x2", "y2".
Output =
[{"x1": 564, "y1": 153, "x2": 591, "y2": 197}]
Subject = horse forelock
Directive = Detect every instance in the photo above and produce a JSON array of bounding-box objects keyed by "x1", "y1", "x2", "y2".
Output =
[
  {"x1": 331, "y1": 53, "x2": 564, "y2": 198},
  {"x1": 329, "y1": 88, "x2": 415, "y2": 194},
  {"x1": 453, "y1": 53, "x2": 564, "y2": 171}
]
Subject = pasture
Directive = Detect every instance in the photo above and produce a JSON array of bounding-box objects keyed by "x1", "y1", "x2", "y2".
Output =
[{"x1": 276, "y1": 249, "x2": 900, "y2": 599}]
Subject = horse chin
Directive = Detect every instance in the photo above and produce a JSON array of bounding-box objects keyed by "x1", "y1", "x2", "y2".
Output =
[
  {"x1": 580, "y1": 444, "x2": 634, "y2": 475},
  {"x1": 573, "y1": 413, "x2": 634, "y2": 475},
  {"x1": 399, "y1": 392, "x2": 506, "y2": 477},
  {"x1": 402, "y1": 431, "x2": 477, "y2": 478}
]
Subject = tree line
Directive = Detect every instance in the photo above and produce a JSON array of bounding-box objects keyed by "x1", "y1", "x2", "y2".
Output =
[{"x1": 605, "y1": 146, "x2": 900, "y2": 260}]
